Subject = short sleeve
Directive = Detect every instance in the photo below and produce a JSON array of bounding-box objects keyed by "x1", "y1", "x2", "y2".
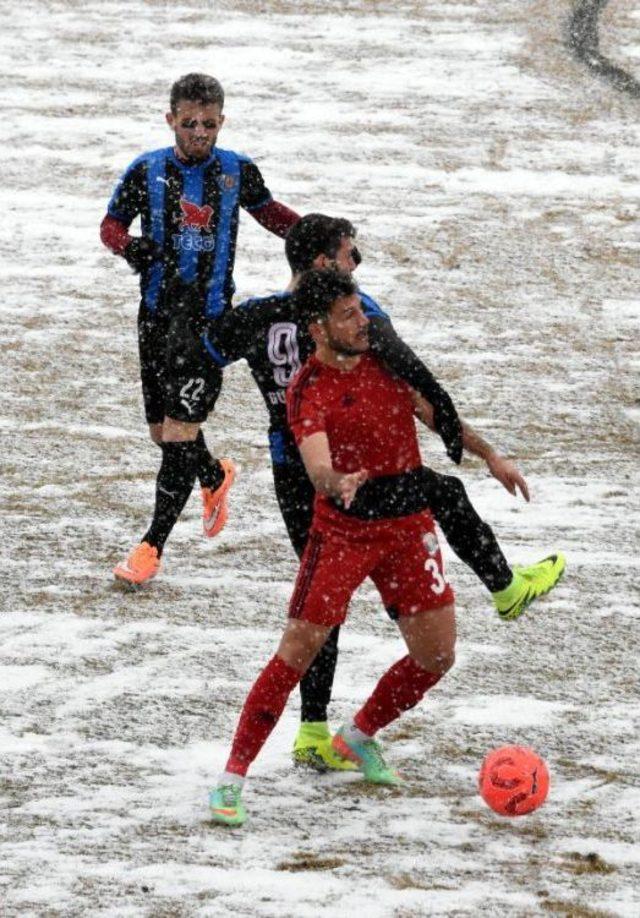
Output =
[
  {"x1": 286, "y1": 369, "x2": 326, "y2": 445},
  {"x1": 239, "y1": 159, "x2": 272, "y2": 212},
  {"x1": 107, "y1": 158, "x2": 147, "y2": 225}
]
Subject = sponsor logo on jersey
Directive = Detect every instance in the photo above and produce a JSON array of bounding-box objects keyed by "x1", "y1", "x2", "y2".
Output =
[
  {"x1": 179, "y1": 199, "x2": 214, "y2": 231},
  {"x1": 218, "y1": 174, "x2": 237, "y2": 190},
  {"x1": 422, "y1": 532, "x2": 439, "y2": 555},
  {"x1": 172, "y1": 233, "x2": 216, "y2": 252}
]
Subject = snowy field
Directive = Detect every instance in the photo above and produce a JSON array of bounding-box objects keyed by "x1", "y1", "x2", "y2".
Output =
[{"x1": 1, "y1": 0, "x2": 639, "y2": 915}]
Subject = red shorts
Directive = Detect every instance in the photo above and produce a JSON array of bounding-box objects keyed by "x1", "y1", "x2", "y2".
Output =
[{"x1": 288, "y1": 511, "x2": 454, "y2": 627}]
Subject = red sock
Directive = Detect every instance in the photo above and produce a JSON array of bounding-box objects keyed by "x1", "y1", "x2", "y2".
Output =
[
  {"x1": 225, "y1": 655, "x2": 302, "y2": 776},
  {"x1": 354, "y1": 655, "x2": 442, "y2": 736}
]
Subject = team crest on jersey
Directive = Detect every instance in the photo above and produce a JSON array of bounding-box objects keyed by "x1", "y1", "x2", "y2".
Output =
[
  {"x1": 422, "y1": 532, "x2": 439, "y2": 555},
  {"x1": 179, "y1": 199, "x2": 214, "y2": 231},
  {"x1": 218, "y1": 174, "x2": 237, "y2": 190}
]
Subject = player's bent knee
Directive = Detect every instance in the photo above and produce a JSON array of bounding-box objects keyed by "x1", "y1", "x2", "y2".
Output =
[
  {"x1": 410, "y1": 647, "x2": 455, "y2": 675},
  {"x1": 433, "y1": 649, "x2": 456, "y2": 675},
  {"x1": 277, "y1": 619, "x2": 331, "y2": 674},
  {"x1": 148, "y1": 423, "x2": 163, "y2": 445},
  {"x1": 162, "y1": 417, "x2": 200, "y2": 443},
  {"x1": 442, "y1": 474, "x2": 468, "y2": 502},
  {"x1": 402, "y1": 602, "x2": 456, "y2": 674}
]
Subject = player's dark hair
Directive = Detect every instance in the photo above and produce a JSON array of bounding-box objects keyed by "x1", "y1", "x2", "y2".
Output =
[
  {"x1": 292, "y1": 269, "x2": 357, "y2": 327},
  {"x1": 285, "y1": 213, "x2": 357, "y2": 273},
  {"x1": 170, "y1": 73, "x2": 225, "y2": 113}
]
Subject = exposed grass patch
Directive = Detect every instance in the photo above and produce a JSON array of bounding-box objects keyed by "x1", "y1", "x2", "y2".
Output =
[
  {"x1": 277, "y1": 852, "x2": 346, "y2": 871},
  {"x1": 387, "y1": 873, "x2": 452, "y2": 891},
  {"x1": 555, "y1": 759, "x2": 624, "y2": 786},
  {"x1": 387, "y1": 721, "x2": 422, "y2": 741},
  {"x1": 562, "y1": 851, "x2": 616, "y2": 875},
  {"x1": 541, "y1": 901, "x2": 615, "y2": 918}
]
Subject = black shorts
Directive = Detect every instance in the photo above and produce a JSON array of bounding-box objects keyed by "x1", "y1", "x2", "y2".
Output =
[
  {"x1": 272, "y1": 458, "x2": 315, "y2": 559},
  {"x1": 138, "y1": 306, "x2": 222, "y2": 425}
]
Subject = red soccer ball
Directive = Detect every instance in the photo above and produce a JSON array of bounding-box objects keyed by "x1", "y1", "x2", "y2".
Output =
[{"x1": 478, "y1": 746, "x2": 550, "y2": 816}]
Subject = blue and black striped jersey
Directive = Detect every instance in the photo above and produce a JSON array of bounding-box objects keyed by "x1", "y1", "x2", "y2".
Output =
[{"x1": 107, "y1": 146, "x2": 272, "y2": 318}]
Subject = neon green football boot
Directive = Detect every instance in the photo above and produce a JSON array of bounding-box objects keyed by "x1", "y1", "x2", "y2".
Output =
[
  {"x1": 209, "y1": 783, "x2": 246, "y2": 827},
  {"x1": 331, "y1": 727, "x2": 402, "y2": 786},
  {"x1": 292, "y1": 722, "x2": 357, "y2": 772},
  {"x1": 493, "y1": 553, "x2": 566, "y2": 621}
]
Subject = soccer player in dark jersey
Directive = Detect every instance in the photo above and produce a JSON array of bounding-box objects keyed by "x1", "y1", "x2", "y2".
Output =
[
  {"x1": 200, "y1": 215, "x2": 466, "y2": 556},
  {"x1": 208, "y1": 270, "x2": 565, "y2": 827},
  {"x1": 100, "y1": 73, "x2": 300, "y2": 585},
  {"x1": 188, "y1": 214, "x2": 564, "y2": 774}
]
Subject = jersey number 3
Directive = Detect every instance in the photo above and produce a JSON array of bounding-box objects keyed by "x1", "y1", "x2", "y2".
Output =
[
  {"x1": 267, "y1": 322, "x2": 301, "y2": 387},
  {"x1": 424, "y1": 558, "x2": 447, "y2": 595}
]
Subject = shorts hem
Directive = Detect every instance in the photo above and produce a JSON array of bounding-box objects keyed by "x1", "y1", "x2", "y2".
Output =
[
  {"x1": 395, "y1": 592, "x2": 455, "y2": 619},
  {"x1": 287, "y1": 610, "x2": 347, "y2": 628}
]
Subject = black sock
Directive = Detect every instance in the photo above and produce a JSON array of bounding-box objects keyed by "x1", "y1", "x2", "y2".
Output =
[
  {"x1": 426, "y1": 472, "x2": 513, "y2": 592},
  {"x1": 195, "y1": 430, "x2": 224, "y2": 491},
  {"x1": 143, "y1": 441, "x2": 199, "y2": 554},
  {"x1": 300, "y1": 626, "x2": 340, "y2": 722}
]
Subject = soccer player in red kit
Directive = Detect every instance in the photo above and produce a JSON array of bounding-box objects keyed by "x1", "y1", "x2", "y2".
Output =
[{"x1": 209, "y1": 270, "x2": 460, "y2": 826}]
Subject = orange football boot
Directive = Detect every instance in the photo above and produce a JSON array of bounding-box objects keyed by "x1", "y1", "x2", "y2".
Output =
[
  {"x1": 113, "y1": 541, "x2": 160, "y2": 586},
  {"x1": 202, "y1": 459, "x2": 236, "y2": 538}
]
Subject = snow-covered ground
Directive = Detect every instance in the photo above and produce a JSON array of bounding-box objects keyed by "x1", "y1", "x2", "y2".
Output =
[{"x1": 1, "y1": 1, "x2": 639, "y2": 915}]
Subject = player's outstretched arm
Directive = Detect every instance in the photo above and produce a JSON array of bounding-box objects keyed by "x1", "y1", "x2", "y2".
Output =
[
  {"x1": 298, "y1": 432, "x2": 367, "y2": 509},
  {"x1": 249, "y1": 200, "x2": 300, "y2": 238},
  {"x1": 459, "y1": 423, "x2": 530, "y2": 501},
  {"x1": 484, "y1": 452, "x2": 530, "y2": 501},
  {"x1": 238, "y1": 158, "x2": 300, "y2": 237},
  {"x1": 367, "y1": 316, "x2": 463, "y2": 464},
  {"x1": 412, "y1": 393, "x2": 530, "y2": 502}
]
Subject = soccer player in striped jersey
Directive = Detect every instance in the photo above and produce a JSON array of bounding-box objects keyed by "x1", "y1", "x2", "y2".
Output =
[
  {"x1": 100, "y1": 73, "x2": 300, "y2": 585},
  {"x1": 209, "y1": 270, "x2": 565, "y2": 827}
]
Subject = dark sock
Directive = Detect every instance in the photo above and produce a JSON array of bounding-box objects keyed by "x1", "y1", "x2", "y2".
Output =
[
  {"x1": 143, "y1": 441, "x2": 199, "y2": 554},
  {"x1": 427, "y1": 472, "x2": 513, "y2": 592},
  {"x1": 195, "y1": 430, "x2": 224, "y2": 491},
  {"x1": 299, "y1": 626, "x2": 340, "y2": 722}
]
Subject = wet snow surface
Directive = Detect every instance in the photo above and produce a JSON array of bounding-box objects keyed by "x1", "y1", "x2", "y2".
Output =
[{"x1": 1, "y1": 0, "x2": 639, "y2": 915}]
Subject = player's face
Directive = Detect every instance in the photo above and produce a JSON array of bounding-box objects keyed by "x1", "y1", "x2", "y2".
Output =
[
  {"x1": 323, "y1": 294, "x2": 370, "y2": 356},
  {"x1": 166, "y1": 101, "x2": 225, "y2": 161},
  {"x1": 316, "y1": 236, "x2": 361, "y2": 275}
]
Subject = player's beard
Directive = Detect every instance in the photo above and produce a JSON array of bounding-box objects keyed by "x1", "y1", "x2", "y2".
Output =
[
  {"x1": 327, "y1": 328, "x2": 369, "y2": 357},
  {"x1": 176, "y1": 136, "x2": 214, "y2": 163}
]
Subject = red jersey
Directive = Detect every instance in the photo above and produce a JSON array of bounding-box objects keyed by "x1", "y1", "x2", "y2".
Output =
[{"x1": 287, "y1": 353, "x2": 424, "y2": 529}]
